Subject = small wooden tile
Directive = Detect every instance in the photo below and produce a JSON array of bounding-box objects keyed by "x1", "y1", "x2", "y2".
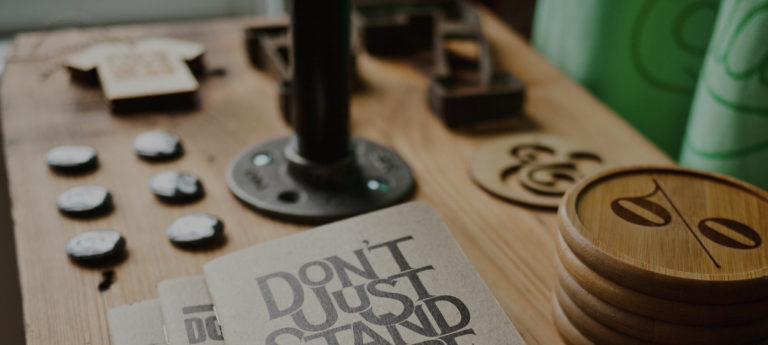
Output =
[
  {"x1": 65, "y1": 38, "x2": 204, "y2": 112},
  {"x1": 559, "y1": 166, "x2": 768, "y2": 303}
]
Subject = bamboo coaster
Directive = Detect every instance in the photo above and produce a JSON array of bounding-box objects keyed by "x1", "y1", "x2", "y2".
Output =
[
  {"x1": 556, "y1": 235, "x2": 768, "y2": 326},
  {"x1": 470, "y1": 134, "x2": 610, "y2": 209},
  {"x1": 554, "y1": 282, "x2": 656, "y2": 345},
  {"x1": 558, "y1": 262, "x2": 768, "y2": 345},
  {"x1": 552, "y1": 292, "x2": 595, "y2": 345},
  {"x1": 559, "y1": 166, "x2": 768, "y2": 304}
]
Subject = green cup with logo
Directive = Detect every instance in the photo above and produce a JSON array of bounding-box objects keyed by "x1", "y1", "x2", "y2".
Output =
[
  {"x1": 533, "y1": 0, "x2": 718, "y2": 158},
  {"x1": 681, "y1": 0, "x2": 768, "y2": 190}
]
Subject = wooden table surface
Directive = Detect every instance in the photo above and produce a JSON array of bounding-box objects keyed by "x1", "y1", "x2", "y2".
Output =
[{"x1": 1, "y1": 9, "x2": 672, "y2": 345}]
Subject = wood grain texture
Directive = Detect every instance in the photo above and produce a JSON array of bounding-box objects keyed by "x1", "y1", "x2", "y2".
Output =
[
  {"x1": 556, "y1": 235, "x2": 768, "y2": 326},
  {"x1": 555, "y1": 283, "x2": 653, "y2": 345},
  {"x1": 552, "y1": 293, "x2": 594, "y2": 345},
  {"x1": 0, "y1": 8, "x2": 672, "y2": 345},
  {"x1": 558, "y1": 264, "x2": 768, "y2": 345},
  {"x1": 559, "y1": 166, "x2": 768, "y2": 304}
]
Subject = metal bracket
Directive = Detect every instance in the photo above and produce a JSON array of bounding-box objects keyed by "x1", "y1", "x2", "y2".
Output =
[{"x1": 354, "y1": 0, "x2": 525, "y2": 127}]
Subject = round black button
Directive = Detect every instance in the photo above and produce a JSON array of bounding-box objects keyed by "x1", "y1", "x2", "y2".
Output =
[
  {"x1": 150, "y1": 171, "x2": 204, "y2": 203},
  {"x1": 166, "y1": 214, "x2": 224, "y2": 247},
  {"x1": 66, "y1": 231, "x2": 126, "y2": 262},
  {"x1": 46, "y1": 145, "x2": 98, "y2": 173},
  {"x1": 133, "y1": 130, "x2": 182, "y2": 161},
  {"x1": 56, "y1": 185, "x2": 113, "y2": 217}
]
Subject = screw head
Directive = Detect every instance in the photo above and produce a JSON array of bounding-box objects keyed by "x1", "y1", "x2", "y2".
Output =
[{"x1": 252, "y1": 153, "x2": 273, "y2": 167}]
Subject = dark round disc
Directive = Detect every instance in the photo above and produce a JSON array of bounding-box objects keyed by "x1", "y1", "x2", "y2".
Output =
[
  {"x1": 166, "y1": 214, "x2": 223, "y2": 247},
  {"x1": 150, "y1": 171, "x2": 204, "y2": 204},
  {"x1": 45, "y1": 145, "x2": 98, "y2": 173},
  {"x1": 56, "y1": 185, "x2": 113, "y2": 217},
  {"x1": 66, "y1": 231, "x2": 126, "y2": 262},
  {"x1": 132, "y1": 130, "x2": 182, "y2": 161}
]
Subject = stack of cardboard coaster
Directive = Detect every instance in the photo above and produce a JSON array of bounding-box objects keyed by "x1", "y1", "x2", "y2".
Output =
[{"x1": 552, "y1": 166, "x2": 768, "y2": 345}]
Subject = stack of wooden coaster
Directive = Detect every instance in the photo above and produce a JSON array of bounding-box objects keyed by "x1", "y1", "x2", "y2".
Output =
[{"x1": 552, "y1": 166, "x2": 768, "y2": 345}]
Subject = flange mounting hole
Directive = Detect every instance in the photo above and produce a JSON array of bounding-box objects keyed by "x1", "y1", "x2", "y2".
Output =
[{"x1": 278, "y1": 190, "x2": 300, "y2": 203}]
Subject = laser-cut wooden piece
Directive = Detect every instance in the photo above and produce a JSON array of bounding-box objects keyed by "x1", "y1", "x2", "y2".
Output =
[
  {"x1": 556, "y1": 235, "x2": 768, "y2": 326},
  {"x1": 559, "y1": 166, "x2": 768, "y2": 304},
  {"x1": 470, "y1": 134, "x2": 610, "y2": 209},
  {"x1": 65, "y1": 38, "x2": 205, "y2": 112}
]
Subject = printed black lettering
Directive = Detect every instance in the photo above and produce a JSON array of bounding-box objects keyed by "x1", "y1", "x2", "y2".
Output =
[
  {"x1": 360, "y1": 279, "x2": 414, "y2": 326},
  {"x1": 332, "y1": 284, "x2": 371, "y2": 313},
  {"x1": 368, "y1": 236, "x2": 415, "y2": 271},
  {"x1": 292, "y1": 287, "x2": 339, "y2": 331},
  {"x1": 424, "y1": 295, "x2": 470, "y2": 335},
  {"x1": 352, "y1": 320, "x2": 393, "y2": 345},
  {"x1": 257, "y1": 272, "x2": 305, "y2": 320},
  {"x1": 325, "y1": 249, "x2": 379, "y2": 288}
]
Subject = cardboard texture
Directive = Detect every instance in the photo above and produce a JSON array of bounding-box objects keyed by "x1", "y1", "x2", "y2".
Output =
[
  {"x1": 107, "y1": 299, "x2": 166, "y2": 345},
  {"x1": 532, "y1": 0, "x2": 717, "y2": 157},
  {"x1": 204, "y1": 201, "x2": 526, "y2": 345},
  {"x1": 680, "y1": 0, "x2": 768, "y2": 191},
  {"x1": 158, "y1": 276, "x2": 225, "y2": 345}
]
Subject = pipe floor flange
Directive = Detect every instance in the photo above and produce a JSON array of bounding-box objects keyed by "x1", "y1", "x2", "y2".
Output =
[{"x1": 227, "y1": 136, "x2": 415, "y2": 223}]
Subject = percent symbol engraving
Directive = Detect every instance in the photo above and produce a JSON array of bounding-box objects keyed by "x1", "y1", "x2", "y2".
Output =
[{"x1": 610, "y1": 178, "x2": 762, "y2": 269}]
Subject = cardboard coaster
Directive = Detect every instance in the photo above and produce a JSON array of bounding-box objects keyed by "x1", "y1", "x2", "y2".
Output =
[
  {"x1": 556, "y1": 235, "x2": 768, "y2": 326},
  {"x1": 559, "y1": 166, "x2": 768, "y2": 304},
  {"x1": 158, "y1": 276, "x2": 223, "y2": 345},
  {"x1": 470, "y1": 134, "x2": 610, "y2": 209},
  {"x1": 554, "y1": 282, "x2": 655, "y2": 345},
  {"x1": 107, "y1": 299, "x2": 167, "y2": 345},
  {"x1": 558, "y1": 263, "x2": 768, "y2": 345}
]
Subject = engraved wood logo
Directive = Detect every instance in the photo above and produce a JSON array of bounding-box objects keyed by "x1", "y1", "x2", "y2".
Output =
[
  {"x1": 610, "y1": 178, "x2": 762, "y2": 268},
  {"x1": 559, "y1": 166, "x2": 768, "y2": 304},
  {"x1": 105, "y1": 50, "x2": 175, "y2": 80},
  {"x1": 470, "y1": 134, "x2": 611, "y2": 209}
]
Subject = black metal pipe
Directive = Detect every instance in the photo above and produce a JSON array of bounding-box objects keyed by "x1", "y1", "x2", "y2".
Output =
[{"x1": 291, "y1": 0, "x2": 351, "y2": 163}]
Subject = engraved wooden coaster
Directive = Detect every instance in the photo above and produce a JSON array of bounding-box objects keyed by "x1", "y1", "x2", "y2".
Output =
[
  {"x1": 552, "y1": 292, "x2": 594, "y2": 345},
  {"x1": 559, "y1": 166, "x2": 768, "y2": 304},
  {"x1": 556, "y1": 235, "x2": 768, "y2": 326},
  {"x1": 554, "y1": 283, "x2": 653, "y2": 345},
  {"x1": 470, "y1": 134, "x2": 611, "y2": 209},
  {"x1": 557, "y1": 262, "x2": 768, "y2": 345},
  {"x1": 553, "y1": 292, "x2": 595, "y2": 345},
  {"x1": 65, "y1": 38, "x2": 205, "y2": 112}
]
